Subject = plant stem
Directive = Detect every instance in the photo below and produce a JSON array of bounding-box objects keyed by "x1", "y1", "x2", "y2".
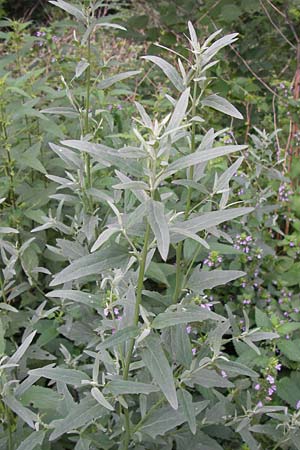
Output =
[
  {"x1": 173, "y1": 81, "x2": 198, "y2": 303},
  {"x1": 84, "y1": 35, "x2": 92, "y2": 190},
  {"x1": 122, "y1": 223, "x2": 151, "y2": 450}
]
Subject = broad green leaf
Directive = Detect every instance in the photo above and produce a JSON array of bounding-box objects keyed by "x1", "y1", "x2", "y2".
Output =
[
  {"x1": 49, "y1": 0, "x2": 85, "y2": 21},
  {"x1": 216, "y1": 360, "x2": 258, "y2": 378},
  {"x1": 169, "y1": 226, "x2": 209, "y2": 248},
  {"x1": 16, "y1": 431, "x2": 46, "y2": 450},
  {"x1": 28, "y1": 367, "x2": 89, "y2": 385},
  {"x1": 49, "y1": 396, "x2": 106, "y2": 441},
  {"x1": 19, "y1": 386, "x2": 63, "y2": 410},
  {"x1": 146, "y1": 199, "x2": 170, "y2": 261},
  {"x1": 91, "y1": 227, "x2": 120, "y2": 252},
  {"x1": 96, "y1": 326, "x2": 139, "y2": 351},
  {"x1": 178, "y1": 389, "x2": 197, "y2": 435},
  {"x1": 142, "y1": 55, "x2": 184, "y2": 91},
  {"x1": 277, "y1": 322, "x2": 300, "y2": 334},
  {"x1": 255, "y1": 307, "x2": 272, "y2": 329},
  {"x1": 105, "y1": 380, "x2": 160, "y2": 396},
  {"x1": 46, "y1": 290, "x2": 100, "y2": 308},
  {"x1": 152, "y1": 306, "x2": 223, "y2": 329},
  {"x1": 277, "y1": 338, "x2": 300, "y2": 362},
  {"x1": 187, "y1": 269, "x2": 245, "y2": 292},
  {"x1": 202, "y1": 94, "x2": 243, "y2": 119},
  {"x1": 277, "y1": 372, "x2": 300, "y2": 407},
  {"x1": 142, "y1": 334, "x2": 178, "y2": 409},
  {"x1": 91, "y1": 387, "x2": 114, "y2": 411},
  {"x1": 98, "y1": 70, "x2": 141, "y2": 89}
]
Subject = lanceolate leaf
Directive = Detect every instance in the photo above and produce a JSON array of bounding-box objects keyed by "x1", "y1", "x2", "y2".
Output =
[
  {"x1": 152, "y1": 306, "x2": 223, "y2": 329},
  {"x1": 49, "y1": 396, "x2": 107, "y2": 441},
  {"x1": 28, "y1": 367, "x2": 89, "y2": 386},
  {"x1": 142, "y1": 334, "x2": 178, "y2": 409},
  {"x1": 178, "y1": 389, "x2": 197, "y2": 435},
  {"x1": 105, "y1": 380, "x2": 160, "y2": 396},
  {"x1": 91, "y1": 387, "x2": 114, "y2": 411},
  {"x1": 49, "y1": 0, "x2": 85, "y2": 21},
  {"x1": 146, "y1": 200, "x2": 170, "y2": 261},
  {"x1": 16, "y1": 431, "x2": 46, "y2": 450},
  {"x1": 202, "y1": 94, "x2": 243, "y2": 119},
  {"x1": 142, "y1": 55, "x2": 184, "y2": 91},
  {"x1": 91, "y1": 227, "x2": 120, "y2": 252},
  {"x1": 96, "y1": 326, "x2": 139, "y2": 351},
  {"x1": 187, "y1": 269, "x2": 246, "y2": 293},
  {"x1": 98, "y1": 70, "x2": 141, "y2": 89},
  {"x1": 46, "y1": 290, "x2": 100, "y2": 308}
]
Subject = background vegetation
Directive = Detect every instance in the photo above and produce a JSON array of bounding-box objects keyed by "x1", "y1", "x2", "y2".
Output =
[{"x1": 1, "y1": 1, "x2": 300, "y2": 449}]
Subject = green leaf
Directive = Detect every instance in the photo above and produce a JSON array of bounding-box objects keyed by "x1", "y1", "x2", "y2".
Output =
[
  {"x1": 139, "y1": 401, "x2": 208, "y2": 437},
  {"x1": 163, "y1": 145, "x2": 247, "y2": 176},
  {"x1": 277, "y1": 322, "x2": 300, "y2": 334},
  {"x1": 0, "y1": 318, "x2": 5, "y2": 354},
  {"x1": 105, "y1": 380, "x2": 160, "y2": 395},
  {"x1": 178, "y1": 389, "x2": 197, "y2": 435},
  {"x1": 165, "y1": 88, "x2": 190, "y2": 132},
  {"x1": 46, "y1": 290, "x2": 100, "y2": 309},
  {"x1": 28, "y1": 367, "x2": 89, "y2": 386},
  {"x1": 171, "y1": 325, "x2": 192, "y2": 369},
  {"x1": 19, "y1": 386, "x2": 63, "y2": 411},
  {"x1": 202, "y1": 94, "x2": 243, "y2": 119},
  {"x1": 49, "y1": 0, "x2": 85, "y2": 21},
  {"x1": 142, "y1": 55, "x2": 184, "y2": 91},
  {"x1": 277, "y1": 338, "x2": 300, "y2": 362},
  {"x1": 152, "y1": 306, "x2": 223, "y2": 329},
  {"x1": 277, "y1": 372, "x2": 300, "y2": 407},
  {"x1": 98, "y1": 70, "x2": 141, "y2": 89},
  {"x1": 216, "y1": 360, "x2": 258, "y2": 378},
  {"x1": 255, "y1": 307, "x2": 272, "y2": 329},
  {"x1": 187, "y1": 269, "x2": 245, "y2": 293},
  {"x1": 8, "y1": 331, "x2": 37, "y2": 364},
  {"x1": 146, "y1": 199, "x2": 170, "y2": 261},
  {"x1": 183, "y1": 368, "x2": 234, "y2": 388},
  {"x1": 49, "y1": 396, "x2": 107, "y2": 441},
  {"x1": 3, "y1": 395, "x2": 37, "y2": 428},
  {"x1": 16, "y1": 431, "x2": 46, "y2": 450},
  {"x1": 75, "y1": 60, "x2": 90, "y2": 79},
  {"x1": 91, "y1": 227, "x2": 120, "y2": 252},
  {"x1": 142, "y1": 334, "x2": 178, "y2": 409},
  {"x1": 96, "y1": 326, "x2": 139, "y2": 351},
  {"x1": 91, "y1": 387, "x2": 114, "y2": 411},
  {"x1": 50, "y1": 245, "x2": 128, "y2": 286}
]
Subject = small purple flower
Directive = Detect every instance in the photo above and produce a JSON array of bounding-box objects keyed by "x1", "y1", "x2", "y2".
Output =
[
  {"x1": 257, "y1": 401, "x2": 263, "y2": 408},
  {"x1": 266, "y1": 375, "x2": 275, "y2": 384},
  {"x1": 275, "y1": 364, "x2": 282, "y2": 371},
  {"x1": 104, "y1": 307, "x2": 109, "y2": 317},
  {"x1": 296, "y1": 400, "x2": 300, "y2": 410},
  {"x1": 113, "y1": 307, "x2": 119, "y2": 316},
  {"x1": 117, "y1": 104, "x2": 123, "y2": 110},
  {"x1": 192, "y1": 348, "x2": 197, "y2": 356},
  {"x1": 221, "y1": 370, "x2": 227, "y2": 378},
  {"x1": 268, "y1": 387, "x2": 275, "y2": 396},
  {"x1": 286, "y1": 335, "x2": 290, "y2": 340},
  {"x1": 52, "y1": 35, "x2": 59, "y2": 43},
  {"x1": 294, "y1": 308, "x2": 299, "y2": 313},
  {"x1": 107, "y1": 104, "x2": 113, "y2": 111},
  {"x1": 186, "y1": 325, "x2": 192, "y2": 334},
  {"x1": 254, "y1": 383, "x2": 261, "y2": 391}
]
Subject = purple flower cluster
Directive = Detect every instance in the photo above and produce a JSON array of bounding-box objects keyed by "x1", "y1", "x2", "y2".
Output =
[
  {"x1": 234, "y1": 234, "x2": 252, "y2": 254},
  {"x1": 278, "y1": 183, "x2": 293, "y2": 202},
  {"x1": 203, "y1": 251, "x2": 223, "y2": 268}
]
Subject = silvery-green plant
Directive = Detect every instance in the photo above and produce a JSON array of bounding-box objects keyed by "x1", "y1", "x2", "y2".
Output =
[{"x1": 1, "y1": 3, "x2": 298, "y2": 450}]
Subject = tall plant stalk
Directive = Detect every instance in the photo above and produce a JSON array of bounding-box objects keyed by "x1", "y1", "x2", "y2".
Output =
[{"x1": 173, "y1": 81, "x2": 198, "y2": 303}]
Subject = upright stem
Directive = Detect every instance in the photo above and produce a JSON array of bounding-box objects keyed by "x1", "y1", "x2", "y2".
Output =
[
  {"x1": 122, "y1": 223, "x2": 151, "y2": 450},
  {"x1": 84, "y1": 36, "x2": 92, "y2": 189},
  {"x1": 173, "y1": 81, "x2": 198, "y2": 303}
]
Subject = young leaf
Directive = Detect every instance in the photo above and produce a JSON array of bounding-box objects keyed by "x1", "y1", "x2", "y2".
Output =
[
  {"x1": 146, "y1": 200, "x2": 170, "y2": 261},
  {"x1": 46, "y1": 290, "x2": 100, "y2": 309},
  {"x1": 91, "y1": 387, "x2": 114, "y2": 411},
  {"x1": 202, "y1": 94, "x2": 243, "y2": 119},
  {"x1": 8, "y1": 331, "x2": 37, "y2": 364},
  {"x1": 142, "y1": 55, "x2": 184, "y2": 91},
  {"x1": 3, "y1": 395, "x2": 37, "y2": 428},
  {"x1": 91, "y1": 227, "x2": 120, "y2": 252},
  {"x1": 141, "y1": 334, "x2": 178, "y2": 409},
  {"x1": 165, "y1": 88, "x2": 190, "y2": 133}
]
